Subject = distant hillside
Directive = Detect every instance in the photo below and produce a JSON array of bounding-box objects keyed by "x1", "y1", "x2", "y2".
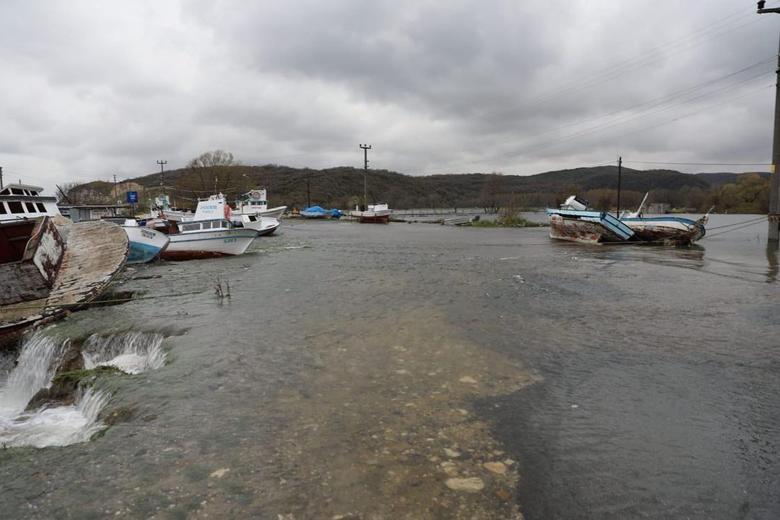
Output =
[
  {"x1": 694, "y1": 171, "x2": 770, "y2": 188},
  {"x1": 67, "y1": 163, "x2": 770, "y2": 213}
]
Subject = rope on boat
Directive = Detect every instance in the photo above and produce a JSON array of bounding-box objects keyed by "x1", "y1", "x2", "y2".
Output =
[
  {"x1": 703, "y1": 216, "x2": 768, "y2": 239},
  {"x1": 706, "y1": 215, "x2": 767, "y2": 231}
]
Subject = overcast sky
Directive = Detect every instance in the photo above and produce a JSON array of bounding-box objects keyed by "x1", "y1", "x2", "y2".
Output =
[{"x1": 0, "y1": 0, "x2": 778, "y2": 191}]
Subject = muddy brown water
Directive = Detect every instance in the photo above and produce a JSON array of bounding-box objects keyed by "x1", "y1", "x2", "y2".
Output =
[{"x1": 0, "y1": 214, "x2": 778, "y2": 519}]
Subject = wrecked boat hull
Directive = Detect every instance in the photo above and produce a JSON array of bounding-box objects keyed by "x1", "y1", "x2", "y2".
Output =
[
  {"x1": 621, "y1": 216, "x2": 707, "y2": 245},
  {"x1": 547, "y1": 209, "x2": 635, "y2": 244},
  {"x1": 0, "y1": 219, "x2": 128, "y2": 349}
]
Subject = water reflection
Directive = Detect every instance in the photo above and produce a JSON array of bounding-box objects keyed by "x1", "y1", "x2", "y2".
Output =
[{"x1": 767, "y1": 241, "x2": 779, "y2": 283}]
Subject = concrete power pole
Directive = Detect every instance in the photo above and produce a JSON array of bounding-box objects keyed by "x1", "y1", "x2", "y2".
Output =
[
  {"x1": 758, "y1": 1, "x2": 780, "y2": 240},
  {"x1": 156, "y1": 160, "x2": 168, "y2": 194},
  {"x1": 360, "y1": 144, "x2": 372, "y2": 210}
]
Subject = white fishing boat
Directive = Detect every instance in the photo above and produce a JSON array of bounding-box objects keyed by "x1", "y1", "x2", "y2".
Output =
[
  {"x1": 351, "y1": 203, "x2": 391, "y2": 224},
  {"x1": 0, "y1": 183, "x2": 63, "y2": 222},
  {"x1": 234, "y1": 189, "x2": 286, "y2": 220},
  {"x1": 234, "y1": 214, "x2": 280, "y2": 236},
  {"x1": 149, "y1": 195, "x2": 258, "y2": 260}
]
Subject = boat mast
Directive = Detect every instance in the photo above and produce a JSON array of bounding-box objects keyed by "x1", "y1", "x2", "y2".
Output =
[{"x1": 360, "y1": 144, "x2": 372, "y2": 210}]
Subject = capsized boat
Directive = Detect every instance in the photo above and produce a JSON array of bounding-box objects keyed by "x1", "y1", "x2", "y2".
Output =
[
  {"x1": 350, "y1": 203, "x2": 391, "y2": 224},
  {"x1": 149, "y1": 195, "x2": 258, "y2": 260},
  {"x1": 234, "y1": 189, "x2": 286, "y2": 220},
  {"x1": 619, "y1": 193, "x2": 707, "y2": 244},
  {"x1": 547, "y1": 195, "x2": 707, "y2": 245},
  {"x1": 547, "y1": 196, "x2": 635, "y2": 244}
]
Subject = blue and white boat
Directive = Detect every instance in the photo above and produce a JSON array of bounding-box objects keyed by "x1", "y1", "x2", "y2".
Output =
[
  {"x1": 547, "y1": 195, "x2": 707, "y2": 245},
  {"x1": 547, "y1": 196, "x2": 636, "y2": 244},
  {"x1": 122, "y1": 220, "x2": 170, "y2": 264}
]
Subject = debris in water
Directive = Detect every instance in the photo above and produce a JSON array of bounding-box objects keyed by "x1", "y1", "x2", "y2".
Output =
[
  {"x1": 210, "y1": 468, "x2": 230, "y2": 479},
  {"x1": 483, "y1": 461, "x2": 508, "y2": 475},
  {"x1": 445, "y1": 477, "x2": 485, "y2": 493}
]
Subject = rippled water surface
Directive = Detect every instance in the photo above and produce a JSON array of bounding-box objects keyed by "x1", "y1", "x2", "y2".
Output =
[{"x1": 0, "y1": 214, "x2": 777, "y2": 519}]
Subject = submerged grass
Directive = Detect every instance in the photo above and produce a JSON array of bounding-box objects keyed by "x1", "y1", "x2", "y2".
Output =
[{"x1": 469, "y1": 215, "x2": 544, "y2": 228}]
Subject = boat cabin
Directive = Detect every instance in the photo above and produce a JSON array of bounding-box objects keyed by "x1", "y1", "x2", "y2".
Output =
[
  {"x1": 0, "y1": 183, "x2": 61, "y2": 222},
  {"x1": 178, "y1": 219, "x2": 234, "y2": 233},
  {"x1": 234, "y1": 189, "x2": 267, "y2": 215}
]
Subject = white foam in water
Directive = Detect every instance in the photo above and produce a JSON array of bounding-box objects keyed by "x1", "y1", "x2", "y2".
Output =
[
  {"x1": 0, "y1": 332, "x2": 64, "y2": 417},
  {"x1": 0, "y1": 388, "x2": 110, "y2": 448},
  {"x1": 0, "y1": 333, "x2": 110, "y2": 448},
  {"x1": 82, "y1": 332, "x2": 165, "y2": 375}
]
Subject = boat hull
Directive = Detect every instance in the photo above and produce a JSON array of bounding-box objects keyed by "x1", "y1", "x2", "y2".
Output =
[
  {"x1": 123, "y1": 226, "x2": 170, "y2": 264},
  {"x1": 161, "y1": 229, "x2": 258, "y2": 260},
  {"x1": 621, "y1": 216, "x2": 706, "y2": 245},
  {"x1": 256, "y1": 206, "x2": 286, "y2": 220},
  {"x1": 547, "y1": 210, "x2": 634, "y2": 244},
  {"x1": 357, "y1": 214, "x2": 390, "y2": 224}
]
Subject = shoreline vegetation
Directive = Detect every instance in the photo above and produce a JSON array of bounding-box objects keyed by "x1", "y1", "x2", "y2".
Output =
[{"x1": 63, "y1": 150, "x2": 771, "y2": 216}]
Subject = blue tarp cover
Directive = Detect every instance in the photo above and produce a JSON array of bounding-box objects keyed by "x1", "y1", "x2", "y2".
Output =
[{"x1": 301, "y1": 206, "x2": 343, "y2": 218}]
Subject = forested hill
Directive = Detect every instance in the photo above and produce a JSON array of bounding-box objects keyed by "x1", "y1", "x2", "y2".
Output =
[{"x1": 68, "y1": 163, "x2": 770, "y2": 212}]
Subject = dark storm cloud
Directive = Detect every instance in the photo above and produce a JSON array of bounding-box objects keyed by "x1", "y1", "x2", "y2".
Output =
[{"x1": 0, "y1": 0, "x2": 777, "y2": 191}]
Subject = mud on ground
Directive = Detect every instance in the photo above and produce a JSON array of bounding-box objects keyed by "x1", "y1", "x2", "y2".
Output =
[{"x1": 268, "y1": 308, "x2": 536, "y2": 519}]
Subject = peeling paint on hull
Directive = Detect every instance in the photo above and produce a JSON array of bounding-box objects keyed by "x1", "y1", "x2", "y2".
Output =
[{"x1": 0, "y1": 220, "x2": 128, "y2": 349}]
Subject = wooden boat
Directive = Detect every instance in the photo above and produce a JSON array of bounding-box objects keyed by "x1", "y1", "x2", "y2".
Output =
[
  {"x1": 0, "y1": 217, "x2": 128, "y2": 348},
  {"x1": 547, "y1": 195, "x2": 707, "y2": 245},
  {"x1": 351, "y1": 203, "x2": 391, "y2": 224},
  {"x1": 547, "y1": 206, "x2": 635, "y2": 244}
]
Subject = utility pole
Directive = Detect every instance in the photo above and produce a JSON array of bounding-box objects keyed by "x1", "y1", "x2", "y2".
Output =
[
  {"x1": 360, "y1": 144, "x2": 372, "y2": 210},
  {"x1": 306, "y1": 175, "x2": 311, "y2": 208},
  {"x1": 113, "y1": 174, "x2": 118, "y2": 203},
  {"x1": 156, "y1": 160, "x2": 168, "y2": 194},
  {"x1": 617, "y1": 156, "x2": 622, "y2": 218},
  {"x1": 757, "y1": 1, "x2": 780, "y2": 240},
  {"x1": 0, "y1": 166, "x2": 3, "y2": 190}
]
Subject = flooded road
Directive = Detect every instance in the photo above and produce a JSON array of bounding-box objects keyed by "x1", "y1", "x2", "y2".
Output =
[{"x1": 1, "y1": 215, "x2": 778, "y2": 519}]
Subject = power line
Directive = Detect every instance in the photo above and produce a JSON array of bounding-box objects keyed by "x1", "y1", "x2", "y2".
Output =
[
  {"x1": 624, "y1": 160, "x2": 770, "y2": 166},
  {"x1": 521, "y1": 9, "x2": 759, "y2": 107}
]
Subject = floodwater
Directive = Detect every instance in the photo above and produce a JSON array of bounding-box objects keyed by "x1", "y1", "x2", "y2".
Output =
[{"x1": 0, "y1": 214, "x2": 778, "y2": 519}]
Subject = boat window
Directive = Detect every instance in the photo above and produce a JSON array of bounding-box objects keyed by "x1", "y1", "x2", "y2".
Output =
[
  {"x1": 0, "y1": 203, "x2": 7, "y2": 214},
  {"x1": 24, "y1": 202, "x2": 36, "y2": 213},
  {"x1": 30, "y1": 190, "x2": 39, "y2": 196},
  {"x1": 248, "y1": 216, "x2": 257, "y2": 222},
  {"x1": 8, "y1": 201, "x2": 24, "y2": 213},
  {"x1": 10, "y1": 188, "x2": 23, "y2": 195},
  {"x1": 35, "y1": 202, "x2": 46, "y2": 212},
  {"x1": 180, "y1": 222, "x2": 200, "y2": 232}
]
